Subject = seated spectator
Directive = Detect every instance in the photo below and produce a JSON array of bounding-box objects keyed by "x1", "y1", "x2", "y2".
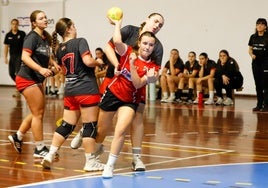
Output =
[
  {"x1": 214, "y1": 49, "x2": 243, "y2": 105},
  {"x1": 193, "y1": 52, "x2": 216, "y2": 105},
  {"x1": 94, "y1": 47, "x2": 109, "y2": 86},
  {"x1": 160, "y1": 48, "x2": 184, "y2": 103},
  {"x1": 176, "y1": 51, "x2": 200, "y2": 103}
]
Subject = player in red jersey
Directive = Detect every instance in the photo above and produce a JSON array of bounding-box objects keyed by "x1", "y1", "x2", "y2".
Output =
[
  {"x1": 100, "y1": 15, "x2": 160, "y2": 178},
  {"x1": 71, "y1": 12, "x2": 164, "y2": 172}
]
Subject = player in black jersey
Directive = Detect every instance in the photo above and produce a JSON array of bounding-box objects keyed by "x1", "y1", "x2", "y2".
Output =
[
  {"x1": 8, "y1": 10, "x2": 60, "y2": 158},
  {"x1": 41, "y1": 17, "x2": 104, "y2": 171}
]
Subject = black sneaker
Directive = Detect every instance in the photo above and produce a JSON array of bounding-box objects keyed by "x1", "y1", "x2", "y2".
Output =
[
  {"x1": 8, "y1": 134, "x2": 22, "y2": 153},
  {"x1": 260, "y1": 106, "x2": 268, "y2": 112},
  {"x1": 252, "y1": 106, "x2": 261, "y2": 112},
  {"x1": 33, "y1": 146, "x2": 49, "y2": 158}
]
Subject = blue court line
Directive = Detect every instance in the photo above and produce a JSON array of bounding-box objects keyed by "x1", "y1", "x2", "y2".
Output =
[{"x1": 14, "y1": 162, "x2": 268, "y2": 188}]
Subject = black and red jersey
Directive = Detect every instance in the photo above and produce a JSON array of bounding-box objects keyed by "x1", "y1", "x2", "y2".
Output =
[
  {"x1": 17, "y1": 30, "x2": 50, "y2": 83},
  {"x1": 56, "y1": 38, "x2": 99, "y2": 96}
]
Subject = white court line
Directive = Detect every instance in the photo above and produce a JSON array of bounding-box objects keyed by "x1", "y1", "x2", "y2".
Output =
[
  {"x1": 140, "y1": 140, "x2": 233, "y2": 152},
  {"x1": 144, "y1": 150, "x2": 234, "y2": 168}
]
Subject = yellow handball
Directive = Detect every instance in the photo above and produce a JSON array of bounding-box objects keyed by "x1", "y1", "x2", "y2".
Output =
[
  {"x1": 56, "y1": 117, "x2": 63, "y2": 127},
  {"x1": 107, "y1": 7, "x2": 123, "y2": 20}
]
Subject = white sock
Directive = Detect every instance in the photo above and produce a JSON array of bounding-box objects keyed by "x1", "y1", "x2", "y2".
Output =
[
  {"x1": 196, "y1": 91, "x2": 200, "y2": 99},
  {"x1": 209, "y1": 91, "x2": 214, "y2": 100},
  {"x1": 132, "y1": 147, "x2": 141, "y2": 161},
  {"x1": 170, "y1": 92, "x2": 175, "y2": 98},
  {"x1": 163, "y1": 92, "x2": 168, "y2": 98},
  {"x1": 106, "y1": 153, "x2": 118, "y2": 166},
  {"x1": 16, "y1": 131, "x2": 24, "y2": 141},
  {"x1": 49, "y1": 145, "x2": 58, "y2": 155}
]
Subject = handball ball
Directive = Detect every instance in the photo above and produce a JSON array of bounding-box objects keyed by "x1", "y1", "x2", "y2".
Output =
[{"x1": 107, "y1": 7, "x2": 123, "y2": 20}]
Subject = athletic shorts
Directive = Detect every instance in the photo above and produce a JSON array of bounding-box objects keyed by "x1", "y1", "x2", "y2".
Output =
[
  {"x1": 99, "y1": 88, "x2": 138, "y2": 112},
  {"x1": 64, "y1": 94, "x2": 101, "y2": 110},
  {"x1": 99, "y1": 77, "x2": 113, "y2": 95},
  {"x1": 16, "y1": 75, "x2": 39, "y2": 92}
]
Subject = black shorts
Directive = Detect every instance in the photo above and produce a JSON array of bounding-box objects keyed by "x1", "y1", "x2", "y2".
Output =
[{"x1": 99, "y1": 88, "x2": 138, "y2": 112}]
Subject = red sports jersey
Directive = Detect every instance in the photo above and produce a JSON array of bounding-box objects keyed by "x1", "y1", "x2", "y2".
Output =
[{"x1": 108, "y1": 46, "x2": 160, "y2": 103}]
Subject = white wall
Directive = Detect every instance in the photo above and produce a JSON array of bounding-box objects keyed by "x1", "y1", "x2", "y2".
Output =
[
  {"x1": 0, "y1": 0, "x2": 64, "y2": 85},
  {"x1": 1, "y1": 0, "x2": 268, "y2": 95}
]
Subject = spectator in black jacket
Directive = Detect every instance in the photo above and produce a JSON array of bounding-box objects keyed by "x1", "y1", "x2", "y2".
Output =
[{"x1": 214, "y1": 50, "x2": 243, "y2": 105}]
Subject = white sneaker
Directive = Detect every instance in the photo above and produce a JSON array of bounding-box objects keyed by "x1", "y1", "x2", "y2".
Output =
[
  {"x1": 41, "y1": 153, "x2": 54, "y2": 169},
  {"x1": 132, "y1": 157, "x2": 145, "y2": 171},
  {"x1": 204, "y1": 98, "x2": 214, "y2": 105},
  {"x1": 223, "y1": 97, "x2": 233, "y2": 106},
  {"x1": 193, "y1": 98, "x2": 198, "y2": 104},
  {"x1": 70, "y1": 128, "x2": 83, "y2": 149},
  {"x1": 102, "y1": 164, "x2": 114, "y2": 178},
  {"x1": 215, "y1": 97, "x2": 223, "y2": 105},
  {"x1": 166, "y1": 96, "x2": 176, "y2": 103},
  {"x1": 160, "y1": 96, "x2": 168, "y2": 103},
  {"x1": 83, "y1": 157, "x2": 105, "y2": 172}
]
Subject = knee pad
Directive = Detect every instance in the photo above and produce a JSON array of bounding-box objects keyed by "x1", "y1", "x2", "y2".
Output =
[
  {"x1": 55, "y1": 120, "x2": 75, "y2": 139},
  {"x1": 82, "y1": 121, "x2": 97, "y2": 139}
]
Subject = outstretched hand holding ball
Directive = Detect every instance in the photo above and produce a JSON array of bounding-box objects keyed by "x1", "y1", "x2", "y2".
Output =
[{"x1": 107, "y1": 7, "x2": 123, "y2": 24}]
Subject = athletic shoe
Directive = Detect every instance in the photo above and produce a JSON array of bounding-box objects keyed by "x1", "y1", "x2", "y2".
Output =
[
  {"x1": 8, "y1": 133, "x2": 22, "y2": 153},
  {"x1": 70, "y1": 128, "x2": 83, "y2": 149},
  {"x1": 166, "y1": 96, "x2": 176, "y2": 103},
  {"x1": 215, "y1": 97, "x2": 223, "y2": 105},
  {"x1": 260, "y1": 106, "x2": 268, "y2": 112},
  {"x1": 41, "y1": 153, "x2": 54, "y2": 169},
  {"x1": 102, "y1": 164, "x2": 114, "y2": 178},
  {"x1": 204, "y1": 98, "x2": 214, "y2": 105},
  {"x1": 83, "y1": 157, "x2": 105, "y2": 172},
  {"x1": 186, "y1": 98, "x2": 193, "y2": 104},
  {"x1": 132, "y1": 157, "x2": 145, "y2": 171},
  {"x1": 223, "y1": 97, "x2": 233, "y2": 106},
  {"x1": 252, "y1": 106, "x2": 262, "y2": 112},
  {"x1": 33, "y1": 146, "x2": 49, "y2": 158},
  {"x1": 175, "y1": 98, "x2": 183, "y2": 103},
  {"x1": 160, "y1": 96, "x2": 168, "y2": 103},
  {"x1": 193, "y1": 98, "x2": 198, "y2": 104}
]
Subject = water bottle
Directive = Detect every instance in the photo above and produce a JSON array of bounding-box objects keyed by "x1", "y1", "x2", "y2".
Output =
[{"x1": 198, "y1": 92, "x2": 203, "y2": 105}]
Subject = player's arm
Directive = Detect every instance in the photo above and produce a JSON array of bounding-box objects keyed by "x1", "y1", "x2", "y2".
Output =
[
  {"x1": 82, "y1": 52, "x2": 103, "y2": 67},
  {"x1": 112, "y1": 18, "x2": 126, "y2": 56},
  {"x1": 105, "y1": 43, "x2": 119, "y2": 69},
  {"x1": 22, "y1": 49, "x2": 54, "y2": 77}
]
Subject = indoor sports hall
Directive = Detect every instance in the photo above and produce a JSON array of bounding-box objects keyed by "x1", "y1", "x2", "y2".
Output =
[{"x1": 1, "y1": 0, "x2": 268, "y2": 188}]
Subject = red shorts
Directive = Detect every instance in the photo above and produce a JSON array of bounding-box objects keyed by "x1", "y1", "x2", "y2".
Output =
[
  {"x1": 99, "y1": 77, "x2": 113, "y2": 95},
  {"x1": 15, "y1": 76, "x2": 39, "y2": 92},
  {"x1": 64, "y1": 94, "x2": 101, "y2": 110}
]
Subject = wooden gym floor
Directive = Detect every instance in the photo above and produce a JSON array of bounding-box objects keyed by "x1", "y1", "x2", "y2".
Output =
[{"x1": 0, "y1": 86, "x2": 268, "y2": 188}]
